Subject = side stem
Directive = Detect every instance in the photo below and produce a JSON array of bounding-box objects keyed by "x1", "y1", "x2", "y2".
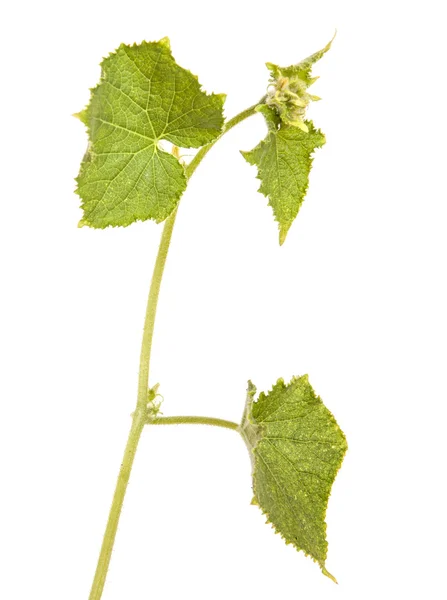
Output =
[
  {"x1": 88, "y1": 101, "x2": 261, "y2": 600},
  {"x1": 149, "y1": 415, "x2": 240, "y2": 431}
]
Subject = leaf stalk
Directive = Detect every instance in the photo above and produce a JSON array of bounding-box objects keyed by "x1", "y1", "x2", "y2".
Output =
[{"x1": 148, "y1": 415, "x2": 240, "y2": 431}]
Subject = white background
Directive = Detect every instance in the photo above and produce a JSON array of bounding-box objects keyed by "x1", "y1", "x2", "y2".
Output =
[{"x1": 1, "y1": 1, "x2": 446, "y2": 598}]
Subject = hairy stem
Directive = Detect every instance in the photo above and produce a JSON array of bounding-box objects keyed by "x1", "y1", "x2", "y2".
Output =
[
  {"x1": 137, "y1": 208, "x2": 178, "y2": 409},
  {"x1": 185, "y1": 102, "x2": 264, "y2": 179},
  {"x1": 149, "y1": 415, "x2": 240, "y2": 431},
  {"x1": 88, "y1": 407, "x2": 146, "y2": 600},
  {"x1": 88, "y1": 101, "x2": 260, "y2": 600}
]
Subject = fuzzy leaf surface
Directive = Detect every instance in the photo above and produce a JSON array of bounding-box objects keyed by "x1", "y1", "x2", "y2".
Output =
[
  {"x1": 242, "y1": 121, "x2": 325, "y2": 244},
  {"x1": 75, "y1": 39, "x2": 225, "y2": 228},
  {"x1": 241, "y1": 376, "x2": 347, "y2": 580}
]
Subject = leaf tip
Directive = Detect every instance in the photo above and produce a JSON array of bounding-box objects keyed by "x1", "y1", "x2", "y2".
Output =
[
  {"x1": 324, "y1": 30, "x2": 337, "y2": 53},
  {"x1": 240, "y1": 148, "x2": 255, "y2": 166},
  {"x1": 217, "y1": 92, "x2": 227, "y2": 105},
  {"x1": 247, "y1": 380, "x2": 257, "y2": 396},
  {"x1": 322, "y1": 566, "x2": 338, "y2": 584},
  {"x1": 78, "y1": 219, "x2": 89, "y2": 229},
  {"x1": 73, "y1": 109, "x2": 87, "y2": 124},
  {"x1": 158, "y1": 36, "x2": 171, "y2": 49},
  {"x1": 279, "y1": 225, "x2": 290, "y2": 245}
]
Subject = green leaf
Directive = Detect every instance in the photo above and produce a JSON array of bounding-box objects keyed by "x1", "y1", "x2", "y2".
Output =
[
  {"x1": 240, "y1": 376, "x2": 347, "y2": 581},
  {"x1": 241, "y1": 120, "x2": 325, "y2": 244},
  {"x1": 75, "y1": 38, "x2": 225, "y2": 228},
  {"x1": 266, "y1": 33, "x2": 335, "y2": 87}
]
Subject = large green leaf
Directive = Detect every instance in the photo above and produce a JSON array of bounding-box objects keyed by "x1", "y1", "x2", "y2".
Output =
[
  {"x1": 240, "y1": 376, "x2": 347, "y2": 580},
  {"x1": 75, "y1": 38, "x2": 225, "y2": 228}
]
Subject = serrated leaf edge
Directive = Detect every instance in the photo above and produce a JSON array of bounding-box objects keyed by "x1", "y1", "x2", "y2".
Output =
[
  {"x1": 241, "y1": 123, "x2": 326, "y2": 244},
  {"x1": 245, "y1": 375, "x2": 347, "y2": 581},
  {"x1": 74, "y1": 38, "x2": 226, "y2": 229}
]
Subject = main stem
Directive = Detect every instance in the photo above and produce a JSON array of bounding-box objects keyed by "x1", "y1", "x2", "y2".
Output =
[
  {"x1": 88, "y1": 102, "x2": 260, "y2": 600},
  {"x1": 88, "y1": 211, "x2": 178, "y2": 600}
]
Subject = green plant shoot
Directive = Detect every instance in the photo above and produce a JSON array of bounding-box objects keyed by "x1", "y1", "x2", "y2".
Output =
[{"x1": 75, "y1": 35, "x2": 346, "y2": 599}]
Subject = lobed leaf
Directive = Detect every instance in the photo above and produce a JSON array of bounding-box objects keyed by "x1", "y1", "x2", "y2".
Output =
[
  {"x1": 75, "y1": 38, "x2": 225, "y2": 228},
  {"x1": 240, "y1": 376, "x2": 347, "y2": 580}
]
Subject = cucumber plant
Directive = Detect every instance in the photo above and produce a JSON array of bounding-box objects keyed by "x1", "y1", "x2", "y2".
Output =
[{"x1": 75, "y1": 35, "x2": 347, "y2": 599}]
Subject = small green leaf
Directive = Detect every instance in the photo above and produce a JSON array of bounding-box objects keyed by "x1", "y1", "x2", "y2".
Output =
[
  {"x1": 241, "y1": 120, "x2": 325, "y2": 244},
  {"x1": 76, "y1": 39, "x2": 225, "y2": 228},
  {"x1": 266, "y1": 33, "x2": 335, "y2": 87},
  {"x1": 240, "y1": 376, "x2": 347, "y2": 580}
]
